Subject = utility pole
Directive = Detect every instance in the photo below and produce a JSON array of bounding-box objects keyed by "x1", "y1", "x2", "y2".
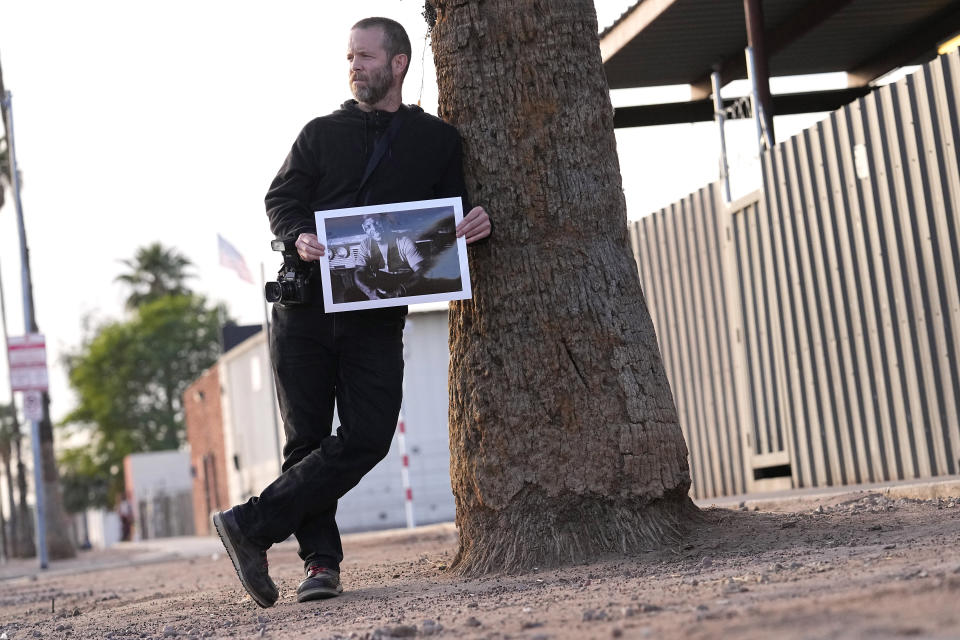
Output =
[
  {"x1": 3, "y1": 89, "x2": 74, "y2": 565},
  {"x1": 711, "y1": 71, "x2": 732, "y2": 203},
  {"x1": 744, "y1": 0, "x2": 776, "y2": 150},
  {"x1": 0, "y1": 61, "x2": 35, "y2": 561},
  {"x1": 259, "y1": 262, "x2": 283, "y2": 474},
  {"x1": 2, "y1": 89, "x2": 49, "y2": 569}
]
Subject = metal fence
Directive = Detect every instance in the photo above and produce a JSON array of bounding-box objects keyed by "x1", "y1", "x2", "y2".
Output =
[
  {"x1": 629, "y1": 187, "x2": 750, "y2": 498},
  {"x1": 136, "y1": 491, "x2": 195, "y2": 540},
  {"x1": 630, "y1": 50, "x2": 960, "y2": 498}
]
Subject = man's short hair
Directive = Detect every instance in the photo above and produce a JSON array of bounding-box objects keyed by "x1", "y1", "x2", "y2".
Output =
[
  {"x1": 362, "y1": 214, "x2": 395, "y2": 228},
  {"x1": 352, "y1": 17, "x2": 412, "y2": 62}
]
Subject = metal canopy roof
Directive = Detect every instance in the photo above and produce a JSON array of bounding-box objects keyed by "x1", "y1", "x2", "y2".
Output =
[{"x1": 601, "y1": 0, "x2": 960, "y2": 94}]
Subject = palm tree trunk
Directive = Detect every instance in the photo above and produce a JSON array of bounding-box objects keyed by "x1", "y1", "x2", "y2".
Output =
[
  {"x1": 39, "y1": 393, "x2": 75, "y2": 559},
  {"x1": 14, "y1": 436, "x2": 35, "y2": 557},
  {"x1": 429, "y1": 0, "x2": 695, "y2": 574},
  {"x1": 0, "y1": 449, "x2": 8, "y2": 559},
  {"x1": 2, "y1": 414, "x2": 31, "y2": 557},
  {"x1": 4, "y1": 449, "x2": 16, "y2": 554}
]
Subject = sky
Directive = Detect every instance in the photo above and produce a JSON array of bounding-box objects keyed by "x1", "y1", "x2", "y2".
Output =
[{"x1": 0, "y1": 0, "x2": 839, "y2": 425}]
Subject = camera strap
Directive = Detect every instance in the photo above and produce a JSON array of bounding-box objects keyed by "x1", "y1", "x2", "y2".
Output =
[{"x1": 355, "y1": 106, "x2": 408, "y2": 205}]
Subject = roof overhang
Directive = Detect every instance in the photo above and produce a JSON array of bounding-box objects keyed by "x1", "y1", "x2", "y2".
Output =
[
  {"x1": 601, "y1": 0, "x2": 960, "y2": 100},
  {"x1": 612, "y1": 86, "x2": 872, "y2": 128}
]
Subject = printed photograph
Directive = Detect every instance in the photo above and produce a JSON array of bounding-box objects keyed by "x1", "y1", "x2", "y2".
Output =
[{"x1": 316, "y1": 197, "x2": 472, "y2": 312}]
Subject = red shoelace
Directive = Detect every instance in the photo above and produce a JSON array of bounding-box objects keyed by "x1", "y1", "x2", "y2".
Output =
[{"x1": 306, "y1": 565, "x2": 330, "y2": 578}]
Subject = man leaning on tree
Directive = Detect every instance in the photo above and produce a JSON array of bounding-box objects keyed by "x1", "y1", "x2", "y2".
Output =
[{"x1": 211, "y1": 16, "x2": 491, "y2": 607}]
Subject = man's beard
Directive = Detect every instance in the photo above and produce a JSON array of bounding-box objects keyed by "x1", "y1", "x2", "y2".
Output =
[{"x1": 351, "y1": 61, "x2": 393, "y2": 105}]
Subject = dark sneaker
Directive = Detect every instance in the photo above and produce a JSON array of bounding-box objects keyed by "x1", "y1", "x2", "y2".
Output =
[
  {"x1": 212, "y1": 508, "x2": 279, "y2": 608},
  {"x1": 297, "y1": 565, "x2": 343, "y2": 602}
]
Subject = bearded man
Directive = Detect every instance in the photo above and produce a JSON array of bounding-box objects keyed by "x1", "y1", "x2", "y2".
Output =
[{"x1": 211, "y1": 16, "x2": 490, "y2": 608}]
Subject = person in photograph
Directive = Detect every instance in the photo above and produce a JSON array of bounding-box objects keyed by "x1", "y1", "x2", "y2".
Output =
[
  {"x1": 353, "y1": 214, "x2": 425, "y2": 299},
  {"x1": 211, "y1": 16, "x2": 491, "y2": 608}
]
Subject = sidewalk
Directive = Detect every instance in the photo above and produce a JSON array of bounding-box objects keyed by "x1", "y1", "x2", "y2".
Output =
[
  {"x1": 695, "y1": 474, "x2": 960, "y2": 510},
  {"x1": 0, "y1": 522, "x2": 456, "y2": 583},
  {"x1": 0, "y1": 536, "x2": 224, "y2": 583}
]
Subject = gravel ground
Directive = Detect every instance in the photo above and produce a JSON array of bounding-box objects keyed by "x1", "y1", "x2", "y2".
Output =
[{"x1": 1, "y1": 490, "x2": 959, "y2": 639}]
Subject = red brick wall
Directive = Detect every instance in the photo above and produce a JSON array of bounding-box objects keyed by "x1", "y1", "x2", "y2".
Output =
[{"x1": 183, "y1": 365, "x2": 228, "y2": 536}]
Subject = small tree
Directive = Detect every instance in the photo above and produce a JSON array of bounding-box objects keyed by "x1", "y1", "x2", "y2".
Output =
[
  {"x1": 62, "y1": 294, "x2": 223, "y2": 510},
  {"x1": 59, "y1": 446, "x2": 111, "y2": 514}
]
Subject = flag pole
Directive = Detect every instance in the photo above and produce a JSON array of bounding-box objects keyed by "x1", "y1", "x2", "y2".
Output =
[{"x1": 260, "y1": 262, "x2": 283, "y2": 474}]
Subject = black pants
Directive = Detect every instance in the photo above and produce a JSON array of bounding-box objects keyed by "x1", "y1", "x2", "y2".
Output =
[{"x1": 233, "y1": 297, "x2": 405, "y2": 572}]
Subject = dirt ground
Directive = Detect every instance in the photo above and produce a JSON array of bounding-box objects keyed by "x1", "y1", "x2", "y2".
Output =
[{"x1": 2, "y1": 489, "x2": 959, "y2": 640}]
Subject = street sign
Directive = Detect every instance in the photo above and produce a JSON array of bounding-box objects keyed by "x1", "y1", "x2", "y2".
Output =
[
  {"x1": 7, "y1": 333, "x2": 49, "y2": 391},
  {"x1": 22, "y1": 390, "x2": 43, "y2": 421}
]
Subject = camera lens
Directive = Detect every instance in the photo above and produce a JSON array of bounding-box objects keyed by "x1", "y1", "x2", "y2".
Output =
[{"x1": 264, "y1": 282, "x2": 282, "y2": 303}]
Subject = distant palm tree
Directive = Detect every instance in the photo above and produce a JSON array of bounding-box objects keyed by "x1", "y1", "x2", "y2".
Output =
[
  {"x1": 0, "y1": 144, "x2": 9, "y2": 210},
  {"x1": 0, "y1": 402, "x2": 32, "y2": 558},
  {"x1": 116, "y1": 243, "x2": 194, "y2": 310},
  {"x1": 2, "y1": 55, "x2": 11, "y2": 211},
  {"x1": 0, "y1": 407, "x2": 11, "y2": 559},
  {"x1": 0, "y1": 401, "x2": 34, "y2": 558}
]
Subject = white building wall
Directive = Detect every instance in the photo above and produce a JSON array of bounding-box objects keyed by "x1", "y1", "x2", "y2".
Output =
[
  {"x1": 125, "y1": 450, "x2": 194, "y2": 540},
  {"x1": 401, "y1": 310, "x2": 456, "y2": 526},
  {"x1": 220, "y1": 334, "x2": 285, "y2": 505},
  {"x1": 78, "y1": 509, "x2": 121, "y2": 549},
  {"x1": 219, "y1": 308, "x2": 454, "y2": 533},
  {"x1": 127, "y1": 450, "x2": 193, "y2": 495}
]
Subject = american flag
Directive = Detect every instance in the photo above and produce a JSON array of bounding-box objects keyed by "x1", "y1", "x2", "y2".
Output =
[{"x1": 218, "y1": 234, "x2": 253, "y2": 283}]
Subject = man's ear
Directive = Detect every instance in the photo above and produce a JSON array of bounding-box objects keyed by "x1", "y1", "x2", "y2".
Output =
[{"x1": 392, "y1": 53, "x2": 409, "y2": 78}]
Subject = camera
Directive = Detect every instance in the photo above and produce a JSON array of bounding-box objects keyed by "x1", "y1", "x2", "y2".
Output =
[{"x1": 264, "y1": 239, "x2": 313, "y2": 306}]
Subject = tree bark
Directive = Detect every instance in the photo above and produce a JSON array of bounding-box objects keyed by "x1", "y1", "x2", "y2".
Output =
[
  {"x1": 3, "y1": 444, "x2": 15, "y2": 553},
  {"x1": 0, "y1": 451, "x2": 7, "y2": 559},
  {"x1": 2, "y1": 414, "x2": 32, "y2": 557},
  {"x1": 13, "y1": 436, "x2": 35, "y2": 557},
  {"x1": 40, "y1": 392, "x2": 75, "y2": 559},
  {"x1": 429, "y1": 0, "x2": 696, "y2": 574}
]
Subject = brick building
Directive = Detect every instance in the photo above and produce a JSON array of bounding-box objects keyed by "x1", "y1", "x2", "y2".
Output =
[{"x1": 183, "y1": 365, "x2": 230, "y2": 536}]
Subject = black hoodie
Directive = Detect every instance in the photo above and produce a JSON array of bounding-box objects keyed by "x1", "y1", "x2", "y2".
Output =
[{"x1": 265, "y1": 100, "x2": 469, "y2": 241}]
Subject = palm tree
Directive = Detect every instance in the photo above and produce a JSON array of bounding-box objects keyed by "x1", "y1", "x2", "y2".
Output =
[
  {"x1": 2, "y1": 54, "x2": 9, "y2": 211},
  {"x1": 116, "y1": 243, "x2": 194, "y2": 310},
  {"x1": 0, "y1": 407, "x2": 14, "y2": 558},
  {"x1": 0, "y1": 143, "x2": 9, "y2": 211},
  {"x1": 0, "y1": 401, "x2": 32, "y2": 558},
  {"x1": 430, "y1": 0, "x2": 694, "y2": 574}
]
